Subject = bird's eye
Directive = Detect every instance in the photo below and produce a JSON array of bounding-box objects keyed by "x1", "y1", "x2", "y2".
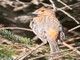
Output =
[{"x1": 41, "y1": 10, "x2": 45, "y2": 12}]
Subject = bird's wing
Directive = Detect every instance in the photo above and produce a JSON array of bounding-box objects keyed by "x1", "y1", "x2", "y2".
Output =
[
  {"x1": 44, "y1": 15, "x2": 65, "y2": 41},
  {"x1": 30, "y1": 19, "x2": 47, "y2": 43},
  {"x1": 58, "y1": 25, "x2": 66, "y2": 41}
]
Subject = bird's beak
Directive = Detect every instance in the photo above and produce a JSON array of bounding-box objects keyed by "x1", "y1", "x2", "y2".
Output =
[{"x1": 32, "y1": 11, "x2": 39, "y2": 14}]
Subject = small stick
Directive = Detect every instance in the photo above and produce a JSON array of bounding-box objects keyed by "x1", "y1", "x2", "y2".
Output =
[
  {"x1": 65, "y1": 37, "x2": 79, "y2": 43},
  {"x1": 57, "y1": 0, "x2": 72, "y2": 10},
  {"x1": 16, "y1": 0, "x2": 25, "y2": 5},
  {"x1": 57, "y1": 8, "x2": 79, "y2": 24},
  {"x1": 68, "y1": 25, "x2": 80, "y2": 32},
  {"x1": 49, "y1": 0, "x2": 56, "y2": 11},
  {"x1": 29, "y1": 49, "x2": 72, "y2": 60},
  {"x1": 49, "y1": 0, "x2": 79, "y2": 24},
  {"x1": 15, "y1": 43, "x2": 45, "y2": 60},
  {"x1": 62, "y1": 42, "x2": 80, "y2": 55},
  {"x1": 13, "y1": 3, "x2": 31, "y2": 11},
  {"x1": 52, "y1": 50, "x2": 74, "y2": 60},
  {"x1": 31, "y1": 36, "x2": 38, "y2": 41},
  {"x1": 0, "y1": 27, "x2": 32, "y2": 32}
]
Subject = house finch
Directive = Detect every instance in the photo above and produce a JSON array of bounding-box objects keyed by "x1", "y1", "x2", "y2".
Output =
[{"x1": 30, "y1": 7, "x2": 65, "y2": 60}]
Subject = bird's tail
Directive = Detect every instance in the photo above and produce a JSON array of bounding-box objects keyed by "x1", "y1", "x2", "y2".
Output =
[{"x1": 48, "y1": 40, "x2": 61, "y2": 60}]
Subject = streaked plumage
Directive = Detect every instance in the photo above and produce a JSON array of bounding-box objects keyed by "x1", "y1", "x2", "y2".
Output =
[{"x1": 30, "y1": 7, "x2": 65, "y2": 60}]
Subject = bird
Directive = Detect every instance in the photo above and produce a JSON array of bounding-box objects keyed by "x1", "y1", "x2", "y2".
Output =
[{"x1": 30, "y1": 7, "x2": 65, "y2": 60}]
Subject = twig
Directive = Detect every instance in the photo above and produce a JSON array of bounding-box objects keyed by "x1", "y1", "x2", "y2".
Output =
[
  {"x1": 52, "y1": 50, "x2": 74, "y2": 60},
  {"x1": 60, "y1": 2, "x2": 80, "y2": 10},
  {"x1": 31, "y1": 0, "x2": 40, "y2": 5},
  {"x1": 16, "y1": 0, "x2": 25, "y2": 5},
  {"x1": 14, "y1": 0, "x2": 39, "y2": 11},
  {"x1": 65, "y1": 37, "x2": 80, "y2": 43},
  {"x1": 0, "y1": 27, "x2": 32, "y2": 32},
  {"x1": 41, "y1": 2, "x2": 80, "y2": 10},
  {"x1": 49, "y1": 0, "x2": 56, "y2": 11},
  {"x1": 64, "y1": 27, "x2": 80, "y2": 36},
  {"x1": 40, "y1": 2, "x2": 52, "y2": 7},
  {"x1": 57, "y1": 0, "x2": 72, "y2": 10},
  {"x1": 13, "y1": 3, "x2": 32, "y2": 11},
  {"x1": 29, "y1": 49, "x2": 74, "y2": 60},
  {"x1": 31, "y1": 36, "x2": 38, "y2": 41},
  {"x1": 15, "y1": 43, "x2": 45, "y2": 60},
  {"x1": 57, "y1": 8, "x2": 79, "y2": 24},
  {"x1": 68, "y1": 25, "x2": 80, "y2": 32},
  {"x1": 62, "y1": 42, "x2": 80, "y2": 55},
  {"x1": 44, "y1": 0, "x2": 79, "y2": 24}
]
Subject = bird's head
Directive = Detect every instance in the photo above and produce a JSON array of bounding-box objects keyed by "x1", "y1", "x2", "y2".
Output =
[{"x1": 32, "y1": 7, "x2": 55, "y2": 16}]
